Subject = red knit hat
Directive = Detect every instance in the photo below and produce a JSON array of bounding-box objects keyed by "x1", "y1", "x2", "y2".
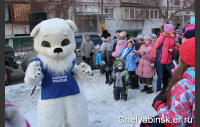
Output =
[{"x1": 179, "y1": 37, "x2": 195, "y2": 66}]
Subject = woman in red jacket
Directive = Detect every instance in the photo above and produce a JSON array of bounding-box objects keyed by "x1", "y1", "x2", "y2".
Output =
[{"x1": 151, "y1": 24, "x2": 177, "y2": 92}]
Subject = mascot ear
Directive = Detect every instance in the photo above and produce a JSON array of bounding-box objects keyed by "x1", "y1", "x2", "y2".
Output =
[
  {"x1": 66, "y1": 20, "x2": 77, "y2": 32},
  {"x1": 30, "y1": 23, "x2": 41, "y2": 37}
]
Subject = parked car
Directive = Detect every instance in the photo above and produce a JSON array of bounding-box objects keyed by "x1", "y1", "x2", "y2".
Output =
[
  {"x1": 5, "y1": 45, "x2": 18, "y2": 85},
  {"x1": 21, "y1": 33, "x2": 101, "y2": 71}
]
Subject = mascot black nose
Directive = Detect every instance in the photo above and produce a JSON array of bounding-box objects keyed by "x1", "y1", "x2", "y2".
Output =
[{"x1": 54, "y1": 48, "x2": 63, "y2": 53}]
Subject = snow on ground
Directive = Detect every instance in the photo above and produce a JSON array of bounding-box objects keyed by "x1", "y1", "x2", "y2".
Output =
[{"x1": 5, "y1": 70, "x2": 159, "y2": 127}]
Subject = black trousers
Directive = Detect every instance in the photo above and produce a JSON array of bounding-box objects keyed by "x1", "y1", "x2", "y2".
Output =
[
  {"x1": 100, "y1": 66, "x2": 105, "y2": 74},
  {"x1": 105, "y1": 71, "x2": 112, "y2": 81},
  {"x1": 141, "y1": 77, "x2": 153, "y2": 85},
  {"x1": 84, "y1": 57, "x2": 93, "y2": 69},
  {"x1": 128, "y1": 71, "x2": 139, "y2": 88},
  {"x1": 113, "y1": 86, "x2": 128, "y2": 100},
  {"x1": 163, "y1": 67, "x2": 171, "y2": 90}
]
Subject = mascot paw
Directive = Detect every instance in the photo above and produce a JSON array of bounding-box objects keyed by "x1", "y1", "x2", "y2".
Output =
[
  {"x1": 26, "y1": 61, "x2": 42, "y2": 79},
  {"x1": 78, "y1": 62, "x2": 93, "y2": 77}
]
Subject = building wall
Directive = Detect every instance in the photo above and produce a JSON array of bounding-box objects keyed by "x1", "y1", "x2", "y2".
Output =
[
  {"x1": 142, "y1": 19, "x2": 163, "y2": 35},
  {"x1": 5, "y1": 24, "x2": 30, "y2": 38},
  {"x1": 5, "y1": 0, "x2": 195, "y2": 39}
]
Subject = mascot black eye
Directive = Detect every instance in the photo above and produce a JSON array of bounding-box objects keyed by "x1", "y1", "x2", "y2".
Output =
[
  {"x1": 61, "y1": 39, "x2": 70, "y2": 46},
  {"x1": 42, "y1": 41, "x2": 51, "y2": 47}
]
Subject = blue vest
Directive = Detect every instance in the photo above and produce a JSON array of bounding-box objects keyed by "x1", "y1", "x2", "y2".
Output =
[{"x1": 31, "y1": 57, "x2": 80, "y2": 100}]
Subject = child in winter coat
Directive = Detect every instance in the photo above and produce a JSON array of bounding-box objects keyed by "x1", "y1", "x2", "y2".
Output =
[
  {"x1": 151, "y1": 24, "x2": 177, "y2": 92},
  {"x1": 135, "y1": 33, "x2": 144, "y2": 85},
  {"x1": 182, "y1": 17, "x2": 195, "y2": 39},
  {"x1": 152, "y1": 33, "x2": 157, "y2": 44},
  {"x1": 100, "y1": 30, "x2": 114, "y2": 84},
  {"x1": 109, "y1": 59, "x2": 128, "y2": 101},
  {"x1": 135, "y1": 33, "x2": 144, "y2": 50},
  {"x1": 112, "y1": 30, "x2": 122, "y2": 52},
  {"x1": 134, "y1": 34, "x2": 155, "y2": 94},
  {"x1": 149, "y1": 37, "x2": 195, "y2": 127},
  {"x1": 112, "y1": 31, "x2": 127, "y2": 59},
  {"x1": 120, "y1": 39, "x2": 140, "y2": 89},
  {"x1": 95, "y1": 44, "x2": 104, "y2": 76},
  {"x1": 176, "y1": 29, "x2": 183, "y2": 45},
  {"x1": 182, "y1": 29, "x2": 195, "y2": 43}
]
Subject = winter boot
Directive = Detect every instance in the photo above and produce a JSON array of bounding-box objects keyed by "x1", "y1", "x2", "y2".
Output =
[
  {"x1": 146, "y1": 84, "x2": 154, "y2": 94},
  {"x1": 140, "y1": 84, "x2": 148, "y2": 92},
  {"x1": 122, "y1": 99, "x2": 127, "y2": 102},
  {"x1": 105, "y1": 80, "x2": 109, "y2": 84}
]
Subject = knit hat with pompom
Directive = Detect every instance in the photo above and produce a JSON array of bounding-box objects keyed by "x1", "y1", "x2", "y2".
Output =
[{"x1": 179, "y1": 37, "x2": 195, "y2": 66}]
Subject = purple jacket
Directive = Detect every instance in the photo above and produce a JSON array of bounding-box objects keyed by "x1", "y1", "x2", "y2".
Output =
[{"x1": 135, "y1": 44, "x2": 155, "y2": 78}]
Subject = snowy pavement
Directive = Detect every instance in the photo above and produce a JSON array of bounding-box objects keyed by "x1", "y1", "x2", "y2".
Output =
[{"x1": 5, "y1": 70, "x2": 159, "y2": 127}]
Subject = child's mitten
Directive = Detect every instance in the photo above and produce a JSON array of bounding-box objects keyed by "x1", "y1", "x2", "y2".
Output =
[
  {"x1": 140, "y1": 50, "x2": 146, "y2": 55},
  {"x1": 168, "y1": 47, "x2": 175, "y2": 53},
  {"x1": 152, "y1": 89, "x2": 167, "y2": 110}
]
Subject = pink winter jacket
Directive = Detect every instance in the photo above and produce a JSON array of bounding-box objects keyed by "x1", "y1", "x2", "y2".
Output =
[
  {"x1": 155, "y1": 67, "x2": 195, "y2": 127},
  {"x1": 182, "y1": 24, "x2": 195, "y2": 39},
  {"x1": 112, "y1": 40, "x2": 127, "y2": 59},
  {"x1": 135, "y1": 44, "x2": 155, "y2": 78}
]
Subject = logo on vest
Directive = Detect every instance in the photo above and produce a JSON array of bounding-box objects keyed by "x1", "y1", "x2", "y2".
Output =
[{"x1": 52, "y1": 75, "x2": 68, "y2": 83}]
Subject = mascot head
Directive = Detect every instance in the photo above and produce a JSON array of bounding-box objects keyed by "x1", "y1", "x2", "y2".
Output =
[{"x1": 30, "y1": 18, "x2": 77, "y2": 59}]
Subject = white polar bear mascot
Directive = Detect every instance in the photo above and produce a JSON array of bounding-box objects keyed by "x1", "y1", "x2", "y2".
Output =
[{"x1": 24, "y1": 18, "x2": 91, "y2": 127}]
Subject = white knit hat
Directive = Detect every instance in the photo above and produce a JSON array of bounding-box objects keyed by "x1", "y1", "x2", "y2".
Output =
[
  {"x1": 144, "y1": 34, "x2": 152, "y2": 40},
  {"x1": 95, "y1": 44, "x2": 101, "y2": 49},
  {"x1": 152, "y1": 33, "x2": 157, "y2": 39},
  {"x1": 137, "y1": 33, "x2": 144, "y2": 40}
]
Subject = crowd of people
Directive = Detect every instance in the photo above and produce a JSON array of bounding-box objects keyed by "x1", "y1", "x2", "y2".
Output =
[
  {"x1": 80, "y1": 17, "x2": 195, "y2": 126},
  {"x1": 5, "y1": 17, "x2": 195, "y2": 127}
]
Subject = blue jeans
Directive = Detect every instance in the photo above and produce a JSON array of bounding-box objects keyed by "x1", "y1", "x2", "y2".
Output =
[{"x1": 156, "y1": 62, "x2": 173, "y2": 92}]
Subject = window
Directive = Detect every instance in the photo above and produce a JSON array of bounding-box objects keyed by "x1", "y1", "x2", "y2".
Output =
[
  {"x1": 109, "y1": 9, "x2": 114, "y2": 18},
  {"x1": 155, "y1": 10, "x2": 158, "y2": 19},
  {"x1": 162, "y1": 10, "x2": 167, "y2": 18},
  {"x1": 149, "y1": 9, "x2": 160, "y2": 19},
  {"x1": 130, "y1": 9, "x2": 134, "y2": 18},
  {"x1": 104, "y1": 8, "x2": 114, "y2": 19},
  {"x1": 135, "y1": 9, "x2": 140, "y2": 19},
  {"x1": 140, "y1": 10, "x2": 145, "y2": 19},
  {"x1": 105, "y1": 9, "x2": 109, "y2": 13},
  {"x1": 5, "y1": 5, "x2": 10, "y2": 22},
  {"x1": 159, "y1": 10, "x2": 162, "y2": 19},
  {"x1": 125, "y1": 9, "x2": 129, "y2": 19},
  {"x1": 124, "y1": 8, "x2": 144, "y2": 20},
  {"x1": 146, "y1": 9, "x2": 149, "y2": 19}
]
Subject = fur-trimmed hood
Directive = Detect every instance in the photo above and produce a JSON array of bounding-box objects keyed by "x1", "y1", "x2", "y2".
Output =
[{"x1": 113, "y1": 59, "x2": 126, "y2": 70}]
